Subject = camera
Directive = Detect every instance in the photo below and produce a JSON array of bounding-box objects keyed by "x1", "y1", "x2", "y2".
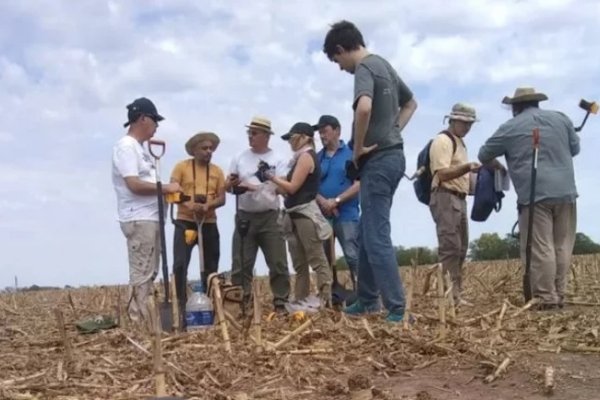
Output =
[
  {"x1": 345, "y1": 160, "x2": 360, "y2": 181},
  {"x1": 194, "y1": 194, "x2": 207, "y2": 204},
  {"x1": 255, "y1": 160, "x2": 272, "y2": 183}
]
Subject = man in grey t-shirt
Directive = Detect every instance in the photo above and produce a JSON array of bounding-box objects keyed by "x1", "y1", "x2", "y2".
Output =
[{"x1": 322, "y1": 20, "x2": 418, "y2": 322}]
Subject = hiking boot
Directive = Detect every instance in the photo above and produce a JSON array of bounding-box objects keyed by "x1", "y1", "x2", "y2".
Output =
[{"x1": 343, "y1": 300, "x2": 380, "y2": 316}]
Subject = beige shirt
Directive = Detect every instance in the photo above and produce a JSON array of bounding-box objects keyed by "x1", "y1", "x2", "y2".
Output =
[{"x1": 430, "y1": 132, "x2": 469, "y2": 194}]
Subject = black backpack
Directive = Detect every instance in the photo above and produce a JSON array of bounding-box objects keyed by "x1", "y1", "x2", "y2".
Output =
[{"x1": 413, "y1": 131, "x2": 457, "y2": 205}]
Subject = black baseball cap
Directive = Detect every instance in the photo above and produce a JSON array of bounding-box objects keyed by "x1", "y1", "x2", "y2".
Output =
[
  {"x1": 123, "y1": 97, "x2": 165, "y2": 127},
  {"x1": 281, "y1": 122, "x2": 315, "y2": 140},
  {"x1": 312, "y1": 114, "x2": 340, "y2": 130}
]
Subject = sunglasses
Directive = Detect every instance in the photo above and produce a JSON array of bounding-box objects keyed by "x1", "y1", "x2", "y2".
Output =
[{"x1": 247, "y1": 130, "x2": 266, "y2": 137}]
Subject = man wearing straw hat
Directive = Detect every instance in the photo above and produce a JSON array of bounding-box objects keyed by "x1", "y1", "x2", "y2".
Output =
[
  {"x1": 225, "y1": 116, "x2": 291, "y2": 315},
  {"x1": 429, "y1": 103, "x2": 481, "y2": 305},
  {"x1": 170, "y1": 132, "x2": 226, "y2": 326},
  {"x1": 478, "y1": 87, "x2": 580, "y2": 310}
]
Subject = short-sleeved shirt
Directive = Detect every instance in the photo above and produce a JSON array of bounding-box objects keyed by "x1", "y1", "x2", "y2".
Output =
[
  {"x1": 317, "y1": 141, "x2": 359, "y2": 222},
  {"x1": 430, "y1": 133, "x2": 469, "y2": 194},
  {"x1": 229, "y1": 148, "x2": 289, "y2": 212},
  {"x1": 478, "y1": 107, "x2": 580, "y2": 205},
  {"x1": 351, "y1": 54, "x2": 413, "y2": 150},
  {"x1": 112, "y1": 135, "x2": 159, "y2": 222},
  {"x1": 170, "y1": 159, "x2": 225, "y2": 223}
]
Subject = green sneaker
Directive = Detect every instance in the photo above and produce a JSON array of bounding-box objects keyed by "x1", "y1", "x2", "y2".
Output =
[
  {"x1": 385, "y1": 312, "x2": 404, "y2": 323},
  {"x1": 343, "y1": 300, "x2": 380, "y2": 316}
]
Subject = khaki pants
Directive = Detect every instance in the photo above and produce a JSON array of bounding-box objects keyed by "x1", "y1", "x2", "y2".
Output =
[
  {"x1": 518, "y1": 201, "x2": 577, "y2": 304},
  {"x1": 231, "y1": 209, "x2": 290, "y2": 307},
  {"x1": 120, "y1": 220, "x2": 160, "y2": 322},
  {"x1": 288, "y1": 216, "x2": 332, "y2": 303},
  {"x1": 429, "y1": 190, "x2": 468, "y2": 300}
]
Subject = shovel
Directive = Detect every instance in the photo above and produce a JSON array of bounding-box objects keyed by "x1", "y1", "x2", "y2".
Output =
[
  {"x1": 148, "y1": 139, "x2": 173, "y2": 332},
  {"x1": 196, "y1": 216, "x2": 206, "y2": 292},
  {"x1": 523, "y1": 128, "x2": 540, "y2": 302},
  {"x1": 327, "y1": 233, "x2": 357, "y2": 307},
  {"x1": 575, "y1": 99, "x2": 598, "y2": 132}
]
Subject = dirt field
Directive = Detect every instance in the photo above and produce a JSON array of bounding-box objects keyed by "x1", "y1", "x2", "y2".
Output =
[{"x1": 1, "y1": 255, "x2": 600, "y2": 399}]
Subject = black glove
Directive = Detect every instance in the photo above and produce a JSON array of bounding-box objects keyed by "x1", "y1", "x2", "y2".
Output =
[{"x1": 232, "y1": 186, "x2": 248, "y2": 195}]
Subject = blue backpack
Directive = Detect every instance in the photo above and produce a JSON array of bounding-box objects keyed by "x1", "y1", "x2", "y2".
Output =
[
  {"x1": 471, "y1": 165, "x2": 504, "y2": 222},
  {"x1": 413, "y1": 131, "x2": 456, "y2": 205}
]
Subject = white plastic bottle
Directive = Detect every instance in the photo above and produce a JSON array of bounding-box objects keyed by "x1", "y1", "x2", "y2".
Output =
[{"x1": 185, "y1": 283, "x2": 214, "y2": 331}]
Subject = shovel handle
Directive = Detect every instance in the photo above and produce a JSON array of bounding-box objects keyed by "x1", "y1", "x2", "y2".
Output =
[
  {"x1": 532, "y1": 128, "x2": 540, "y2": 148},
  {"x1": 149, "y1": 139, "x2": 166, "y2": 159}
]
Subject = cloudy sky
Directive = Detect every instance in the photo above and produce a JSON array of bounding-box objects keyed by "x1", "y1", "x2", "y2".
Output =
[{"x1": 1, "y1": 0, "x2": 599, "y2": 288}]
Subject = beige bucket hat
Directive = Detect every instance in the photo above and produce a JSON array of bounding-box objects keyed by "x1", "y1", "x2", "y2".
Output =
[{"x1": 445, "y1": 103, "x2": 478, "y2": 123}]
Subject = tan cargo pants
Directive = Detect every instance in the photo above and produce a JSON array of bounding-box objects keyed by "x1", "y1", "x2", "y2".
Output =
[
  {"x1": 287, "y1": 215, "x2": 332, "y2": 303},
  {"x1": 120, "y1": 220, "x2": 160, "y2": 323},
  {"x1": 429, "y1": 189, "x2": 468, "y2": 301},
  {"x1": 518, "y1": 201, "x2": 577, "y2": 305}
]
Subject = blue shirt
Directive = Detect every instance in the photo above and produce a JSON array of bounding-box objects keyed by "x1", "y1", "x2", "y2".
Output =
[
  {"x1": 317, "y1": 141, "x2": 359, "y2": 222},
  {"x1": 478, "y1": 107, "x2": 580, "y2": 205}
]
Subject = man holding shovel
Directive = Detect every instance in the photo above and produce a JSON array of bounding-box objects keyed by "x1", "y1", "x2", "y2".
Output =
[
  {"x1": 112, "y1": 97, "x2": 181, "y2": 323},
  {"x1": 170, "y1": 132, "x2": 226, "y2": 329},
  {"x1": 478, "y1": 87, "x2": 580, "y2": 310}
]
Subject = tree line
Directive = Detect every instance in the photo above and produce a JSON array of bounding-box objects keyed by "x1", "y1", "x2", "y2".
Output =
[{"x1": 335, "y1": 232, "x2": 600, "y2": 268}]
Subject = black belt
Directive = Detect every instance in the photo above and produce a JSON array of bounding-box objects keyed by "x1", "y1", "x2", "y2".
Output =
[
  {"x1": 357, "y1": 142, "x2": 404, "y2": 168},
  {"x1": 433, "y1": 186, "x2": 467, "y2": 200}
]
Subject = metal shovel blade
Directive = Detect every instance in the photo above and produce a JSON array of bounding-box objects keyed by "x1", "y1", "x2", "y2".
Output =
[{"x1": 159, "y1": 301, "x2": 173, "y2": 332}]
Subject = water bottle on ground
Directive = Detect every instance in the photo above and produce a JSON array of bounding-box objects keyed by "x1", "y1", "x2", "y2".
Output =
[{"x1": 185, "y1": 282, "x2": 214, "y2": 331}]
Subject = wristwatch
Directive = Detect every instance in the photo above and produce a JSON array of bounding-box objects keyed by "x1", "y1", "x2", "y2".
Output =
[{"x1": 335, "y1": 197, "x2": 341, "y2": 205}]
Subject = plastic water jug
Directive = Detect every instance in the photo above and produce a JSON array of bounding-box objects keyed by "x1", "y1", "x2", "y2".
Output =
[{"x1": 185, "y1": 283, "x2": 214, "y2": 331}]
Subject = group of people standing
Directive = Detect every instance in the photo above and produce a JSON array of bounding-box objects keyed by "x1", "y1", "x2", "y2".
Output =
[{"x1": 112, "y1": 20, "x2": 581, "y2": 328}]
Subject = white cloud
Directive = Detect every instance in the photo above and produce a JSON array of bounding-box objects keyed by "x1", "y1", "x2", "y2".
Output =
[{"x1": 0, "y1": 0, "x2": 599, "y2": 288}]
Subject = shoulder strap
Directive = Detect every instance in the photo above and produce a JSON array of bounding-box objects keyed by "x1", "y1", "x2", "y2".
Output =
[
  {"x1": 191, "y1": 159, "x2": 211, "y2": 198},
  {"x1": 205, "y1": 164, "x2": 210, "y2": 195},
  {"x1": 192, "y1": 159, "x2": 196, "y2": 199},
  {"x1": 439, "y1": 130, "x2": 457, "y2": 154}
]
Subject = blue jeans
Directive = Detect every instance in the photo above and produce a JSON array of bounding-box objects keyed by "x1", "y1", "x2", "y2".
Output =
[
  {"x1": 333, "y1": 220, "x2": 359, "y2": 279},
  {"x1": 357, "y1": 148, "x2": 406, "y2": 314}
]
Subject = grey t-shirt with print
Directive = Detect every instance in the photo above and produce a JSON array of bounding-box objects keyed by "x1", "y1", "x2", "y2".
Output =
[{"x1": 352, "y1": 54, "x2": 413, "y2": 150}]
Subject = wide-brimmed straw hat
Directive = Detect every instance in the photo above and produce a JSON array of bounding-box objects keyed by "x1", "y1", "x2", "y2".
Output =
[
  {"x1": 245, "y1": 116, "x2": 273, "y2": 134},
  {"x1": 502, "y1": 87, "x2": 548, "y2": 105},
  {"x1": 185, "y1": 132, "x2": 220, "y2": 156}
]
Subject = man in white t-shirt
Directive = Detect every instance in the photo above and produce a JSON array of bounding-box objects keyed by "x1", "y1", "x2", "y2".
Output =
[
  {"x1": 226, "y1": 116, "x2": 291, "y2": 314},
  {"x1": 111, "y1": 97, "x2": 181, "y2": 323}
]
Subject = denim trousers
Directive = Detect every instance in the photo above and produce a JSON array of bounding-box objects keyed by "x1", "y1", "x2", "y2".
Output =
[
  {"x1": 356, "y1": 148, "x2": 406, "y2": 314},
  {"x1": 333, "y1": 220, "x2": 359, "y2": 278}
]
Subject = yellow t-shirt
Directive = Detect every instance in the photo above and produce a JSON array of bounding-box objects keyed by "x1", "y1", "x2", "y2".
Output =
[
  {"x1": 430, "y1": 133, "x2": 469, "y2": 194},
  {"x1": 170, "y1": 159, "x2": 225, "y2": 223}
]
